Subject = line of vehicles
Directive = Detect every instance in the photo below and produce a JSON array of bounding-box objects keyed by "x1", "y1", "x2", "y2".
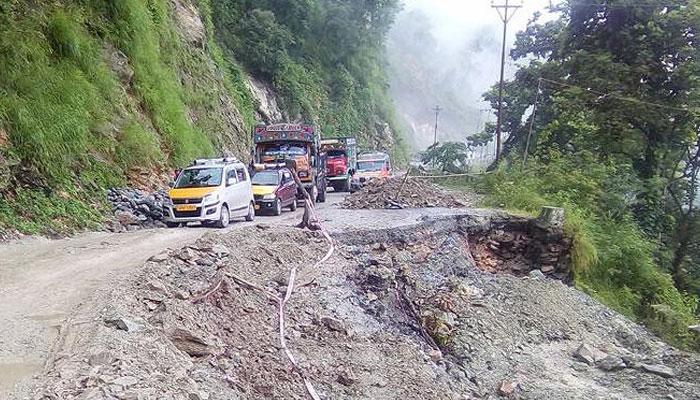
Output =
[{"x1": 163, "y1": 123, "x2": 392, "y2": 228}]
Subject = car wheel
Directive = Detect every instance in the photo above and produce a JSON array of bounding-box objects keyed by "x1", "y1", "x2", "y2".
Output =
[
  {"x1": 166, "y1": 221, "x2": 180, "y2": 228},
  {"x1": 216, "y1": 204, "x2": 230, "y2": 228},
  {"x1": 245, "y1": 202, "x2": 255, "y2": 222},
  {"x1": 273, "y1": 199, "x2": 282, "y2": 216},
  {"x1": 289, "y1": 198, "x2": 298, "y2": 211}
]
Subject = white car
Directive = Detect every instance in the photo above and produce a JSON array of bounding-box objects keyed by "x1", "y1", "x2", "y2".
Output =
[{"x1": 165, "y1": 158, "x2": 255, "y2": 228}]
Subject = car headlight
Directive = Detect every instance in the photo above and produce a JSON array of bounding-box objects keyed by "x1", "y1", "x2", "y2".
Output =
[
  {"x1": 263, "y1": 194, "x2": 276, "y2": 200},
  {"x1": 203, "y1": 193, "x2": 219, "y2": 204}
]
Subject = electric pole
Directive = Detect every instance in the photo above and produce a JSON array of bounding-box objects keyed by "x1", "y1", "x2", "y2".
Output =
[
  {"x1": 492, "y1": 0, "x2": 522, "y2": 163},
  {"x1": 432, "y1": 105, "x2": 442, "y2": 146}
]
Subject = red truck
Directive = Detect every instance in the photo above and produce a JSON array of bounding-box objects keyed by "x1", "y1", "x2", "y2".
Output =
[{"x1": 320, "y1": 137, "x2": 357, "y2": 192}]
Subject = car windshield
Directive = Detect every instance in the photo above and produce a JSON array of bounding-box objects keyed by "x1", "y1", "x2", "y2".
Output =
[
  {"x1": 357, "y1": 160, "x2": 386, "y2": 172},
  {"x1": 327, "y1": 150, "x2": 346, "y2": 158},
  {"x1": 174, "y1": 167, "x2": 223, "y2": 188},
  {"x1": 262, "y1": 143, "x2": 308, "y2": 158},
  {"x1": 252, "y1": 171, "x2": 279, "y2": 186}
]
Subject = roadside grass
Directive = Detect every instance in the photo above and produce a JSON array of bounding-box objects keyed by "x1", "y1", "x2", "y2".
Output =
[{"x1": 445, "y1": 161, "x2": 699, "y2": 350}]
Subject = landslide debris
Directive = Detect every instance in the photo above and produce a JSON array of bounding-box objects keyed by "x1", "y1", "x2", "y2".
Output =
[
  {"x1": 33, "y1": 218, "x2": 700, "y2": 400},
  {"x1": 342, "y1": 177, "x2": 476, "y2": 209},
  {"x1": 105, "y1": 188, "x2": 168, "y2": 231}
]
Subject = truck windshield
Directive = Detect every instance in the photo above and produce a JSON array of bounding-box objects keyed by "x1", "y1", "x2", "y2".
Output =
[
  {"x1": 252, "y1": 171, "x2": 279, "y2": 186},
  {"x1": 357, "y1": 160, "x2": 386, "y2": 172},
  {"x1": 175, "y1": 168, "x2": 223, "y2": 188},
  {"x1": 327, "y1": 150, "x2": 346, "y2": 158},
  {"x1": 262, "y1": 144, "x2": 307, "y2": 158}
]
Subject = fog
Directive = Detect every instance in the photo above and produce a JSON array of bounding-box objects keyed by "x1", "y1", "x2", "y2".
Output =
[{"x1": 387, "y1": 0, "x2": 552, "y2": 153}]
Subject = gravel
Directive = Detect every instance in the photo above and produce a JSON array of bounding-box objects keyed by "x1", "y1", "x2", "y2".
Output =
[
  {"x1": 342, "y1": 177, "x2": 477, "y2": 209},
  {"x1": 31, "y1": 215, "x2": 700, "y2": 400}
]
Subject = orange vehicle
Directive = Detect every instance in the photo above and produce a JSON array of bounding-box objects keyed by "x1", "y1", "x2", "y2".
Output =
[
  {"x1": 350, "y1": 151, "x2": 392, "y2": 192},
  {"x1": 252, "y1": 123, "x2": 327, "y2": 203}
]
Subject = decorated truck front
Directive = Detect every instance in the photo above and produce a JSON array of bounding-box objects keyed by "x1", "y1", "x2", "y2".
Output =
[
  {"x1": 321, "y1": 137, "x2": 357, "y2": 192},
  {"x1": 252, "y1": 123, "x2": 327, "y2": 203}
]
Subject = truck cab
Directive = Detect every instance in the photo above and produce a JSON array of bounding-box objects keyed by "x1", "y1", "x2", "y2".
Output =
[
  {"x1": 252, "y1": 124, "x2": 327, "y2": 203},
  {"x1": 350, "y1": 152, "x2": 392, "y2": 192},
  {"x1": 321, "y1": 137, "x2": 357, "y2": 192}
]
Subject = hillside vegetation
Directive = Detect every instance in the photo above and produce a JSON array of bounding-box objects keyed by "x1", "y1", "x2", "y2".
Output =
[
  {"x1": 0, "y1": 0, "x2": 405, "y2": 235},
  {"x1": 470, "y1": 0, "x2": 700, "y2": 349}
]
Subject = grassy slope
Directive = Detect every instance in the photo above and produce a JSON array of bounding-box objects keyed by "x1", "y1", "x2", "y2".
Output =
[{"x1": 0, "y1": 2, "x2": 241, "y2": 233}]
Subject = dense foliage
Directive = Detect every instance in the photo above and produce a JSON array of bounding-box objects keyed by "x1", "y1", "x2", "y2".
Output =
[
  {"x1": 0, "y1": 0, "x2": 404, "y2": 234},
  {"x1": 210, "y1": 0, "x2": 407, "y2": 156},
  {"x1": 475, "y1": 0, "x2": 700, "y2": 348}
]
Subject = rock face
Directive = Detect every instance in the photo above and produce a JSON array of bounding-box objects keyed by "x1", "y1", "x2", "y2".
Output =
[
  {"x1": 106, "y1": 188, "x2": 168, "y2": 231},
  {"x1": 245, "y1": 76, "x2": 284, "y2": 123},
  {"x1": 172, "y1": 0, "x2": 205, "y2": 47}
]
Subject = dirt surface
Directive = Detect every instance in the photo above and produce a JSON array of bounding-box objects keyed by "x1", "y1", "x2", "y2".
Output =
[
  {"x1": 342, "y1": 176, "x2": 477, "y2": 209},
  {"x1": 0, "y1": 195, "x2": 323, "y2": 399},
  {"x1": 3, "y1": 193, "x2": 699, "y2": 399}
]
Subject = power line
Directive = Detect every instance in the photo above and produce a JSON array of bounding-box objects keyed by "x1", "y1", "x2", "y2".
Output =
[{"x1": 492, "y1": 0, "x2": 523, "y2": 164}]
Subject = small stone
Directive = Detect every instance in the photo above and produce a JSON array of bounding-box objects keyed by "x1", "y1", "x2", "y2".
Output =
[
  {"x1": 596, "y1": 356, "x2": 626, "y2": 372},
  {"x1": 106, "y1": 317, "x2": 141, "y2": 333},
  {"x1": 639, "y1": 363, "x2": 675, "y2": 379},
  {"x1": 540, "y1": 265, "x2": 555, "y2": 274},
  {"x1": 528, "y1": 270, "x2": 546, "y2": 279},
  {"x1": 337, "y1": 368, "x2": 358, "y2": 386},
  {"x1": 88, "y1": 351, "x2": 114, "y2": 366},
  {"x1": 428, "y1": 349, "x2": 443, "y2": 362},
  {"x1": 320, "y1": 316, "x2": 346, "y2": 333},
  {"x1": 574, "y1": 344, "x2": 607, "y2": 365},
  {"x1": 211, "y1": 244, "x2": 230, "y2": 256},
  {"x1": 498, "y1": 380, "x2": 516, "y2": 396},
  {"x1": 177, "y1": 248, "x2": 196, "y2": 261},
  {"x1": 112, "y1": 376, "x2": 138, "y2": 387}
]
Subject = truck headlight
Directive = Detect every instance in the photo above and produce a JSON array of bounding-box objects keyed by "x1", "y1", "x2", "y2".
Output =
[
  {"x1": 263, "y1": 194, "x2": 276, "y2": 200},
  {"x1": 203, "y1": 193, "x2": 219, "y2": 204}
]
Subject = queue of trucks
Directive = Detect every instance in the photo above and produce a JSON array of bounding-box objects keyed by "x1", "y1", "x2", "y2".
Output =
[{"x1": 164, "y1": 123, "x2": 391, "y2": 228}]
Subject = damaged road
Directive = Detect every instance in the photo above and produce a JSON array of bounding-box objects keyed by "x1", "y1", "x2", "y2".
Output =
[{"x1": 9, "y1": 199, "x2": 698, "y2": 399}]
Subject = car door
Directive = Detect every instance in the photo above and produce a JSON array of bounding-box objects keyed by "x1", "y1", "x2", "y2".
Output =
[
  {"x1": 280, "y1": 170, "x2": 294, "y2": 205},
  {"x1": 224, "y1": 167, "x2": 238, "y2": 211},
  {"x1": 233, "y1": 167, "x2": 250, "y2": 216}
]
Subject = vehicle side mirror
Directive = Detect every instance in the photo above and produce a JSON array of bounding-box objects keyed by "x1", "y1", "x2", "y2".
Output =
[
  {"x1": 168, "y1": 180, "x2": 175, "y2": 188},
  {"x1": 227, "y1": 177, "x2": 237, "y2": 186}
]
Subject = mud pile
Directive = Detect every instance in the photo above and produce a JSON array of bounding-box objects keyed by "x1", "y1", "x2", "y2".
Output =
[
  {"x1": 33, "y1": 219, "x2": 700, "y2": 400},
  {"x1": 342, "y1": 177, "x2": 475, "y2": 209}
]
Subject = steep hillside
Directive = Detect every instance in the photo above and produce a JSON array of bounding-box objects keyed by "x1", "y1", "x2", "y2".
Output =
[{"x1": 0, "y1": 0, "x2": 405, "y2": 236}]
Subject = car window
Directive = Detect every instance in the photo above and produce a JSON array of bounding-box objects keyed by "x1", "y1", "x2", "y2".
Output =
[
  {"x1": 236, "y1": 168, "x2": 247, "y2": 182},
  {"x1": 175, "y1": 168, "x2": 223, "y2": 188},
  {"x1": 226, "y1": 169, "x2": 237, "y2": 186},
  {"x1": 252, "y1": 171, "x2": 279, "y2": 186}
]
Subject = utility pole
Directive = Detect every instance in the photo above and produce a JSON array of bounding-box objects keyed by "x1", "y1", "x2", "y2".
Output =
[
  {"x1": 432, "y1": 105, "x2": 442, "y2": 146},
  {"x1": 492, "y1": 0, "x2": 522, "y2": 163}
]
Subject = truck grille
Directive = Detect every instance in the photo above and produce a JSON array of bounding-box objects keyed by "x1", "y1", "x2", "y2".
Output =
[
  {"x1": 173, "y1": 208, "x2": 202, "y2": 218},
  {"x1": 172, "y1": 198, "x2": 203, "y2": 205}
]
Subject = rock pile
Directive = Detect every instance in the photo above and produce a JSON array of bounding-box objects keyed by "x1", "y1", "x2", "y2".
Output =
[
  {"x1": 342, "y1": 177, "x2": 475, "y2": 209},
  {"x1": 106, "y1": 188, "x2": 168, "y2": 231}
]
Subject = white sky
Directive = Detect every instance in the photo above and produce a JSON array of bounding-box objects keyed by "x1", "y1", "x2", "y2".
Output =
[{"x1": 399, "y1": 0, "x2": 554, "y2": 83}]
